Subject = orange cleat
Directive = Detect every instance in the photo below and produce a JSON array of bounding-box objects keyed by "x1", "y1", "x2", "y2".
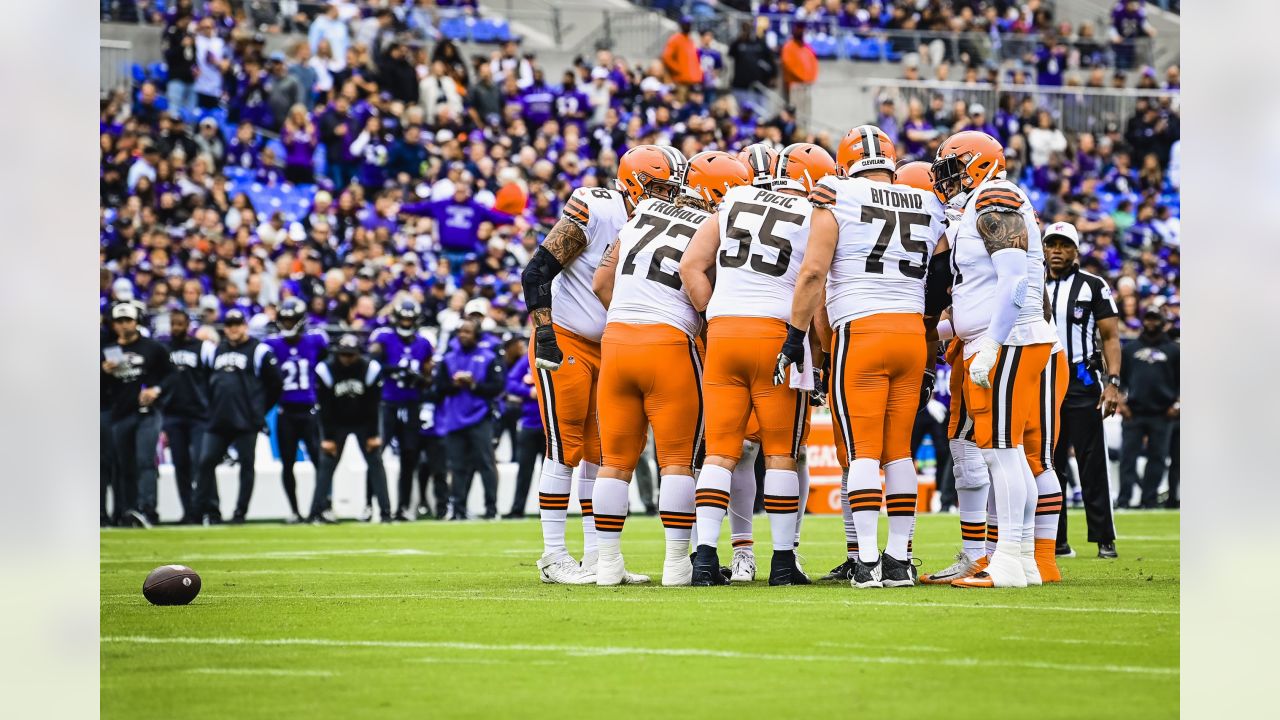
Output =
[{"x1": 1035, "y1": 539, "x2": 1062, "y2": 583}]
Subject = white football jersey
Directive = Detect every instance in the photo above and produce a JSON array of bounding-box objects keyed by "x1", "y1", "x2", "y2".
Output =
[
  {"x1": 811, "y1": 175, "x2": 946, "y2": 326},
  {"x1": 552, "y1": 186, "x2": 630, "y2": 342},
  {"x1": 608, "y1": 198, "x2": 708, "y2": 339},
  {"x1": 950, "y1": 179, "x2": 1059, "y2": 355},
  {"x1": 706, "y1": 185, "x2": 814, "y2": 322}
]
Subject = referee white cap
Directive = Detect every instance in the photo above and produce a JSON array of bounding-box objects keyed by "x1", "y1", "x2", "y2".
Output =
[{"x1": 1043, "y1": 221, "x2": 1080, "y2": 245}]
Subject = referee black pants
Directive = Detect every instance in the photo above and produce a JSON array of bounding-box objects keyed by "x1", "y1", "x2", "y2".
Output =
[
  {"x1": 381, "y1": 403, "x2": 421, "y2": 511},
  {"x1": 1053, "y1": 404, "x2": 1116, "y2": 545}
]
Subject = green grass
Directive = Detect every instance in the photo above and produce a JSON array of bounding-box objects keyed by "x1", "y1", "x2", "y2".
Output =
[{"x1": 101, "y1": 510, "x2": 1178, "y2": 719}]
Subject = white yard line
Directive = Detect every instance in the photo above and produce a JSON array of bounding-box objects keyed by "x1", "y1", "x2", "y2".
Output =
[
  {"x1": 101, "y1": 548, "x2": 439, "y2": 563},
  {"x1": 99, "y1": 590, "x2": 1178, "y2": 615},
  {"x1": 187, "y1": 668, "x2": 336, "y2": 677},
  {"x1": 103, "y1": 636, "x2": 1178, "y2": 677}
]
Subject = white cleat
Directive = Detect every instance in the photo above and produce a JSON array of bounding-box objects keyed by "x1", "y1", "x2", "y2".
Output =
[
  {"x1": 662, "y1": 555, "x2": 693, "y2": 586},
  {"x1": 538, "y1": 553, "x2": 597, "y2": 585},
  {"x1": 621, "y1": 569, "x2": 651, "y2": 584},
  {"x1": 730, "y1": 548, "x2": 757, "y2": 582},
  {"x1": 596, "y1": 548, "x2": 626, "y2": 586},
  {"x1": 952, "y1": 550, "x2": 1027, "y2": 588},
  {"x1": 1021, "y1": 543, "x2": 1043, "y2": 586},
  {"x1": 580, "y1": 550, "x2": 598, "y2": 575}
]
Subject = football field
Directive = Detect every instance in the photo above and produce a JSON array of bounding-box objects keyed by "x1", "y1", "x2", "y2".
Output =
[{"x1": 101, "y1": 511, "x2": 1179, "y2": 718}]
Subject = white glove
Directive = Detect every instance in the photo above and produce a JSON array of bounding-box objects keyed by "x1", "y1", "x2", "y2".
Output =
[{"x1": 968, "y1": 336, "x2": 1001, "y2": 389}]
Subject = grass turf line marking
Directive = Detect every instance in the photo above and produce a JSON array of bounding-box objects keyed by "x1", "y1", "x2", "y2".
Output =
[
  {"x1": 99, "y1": 591, "x2": 1177, "y2": 615},
  {"x1": 409, "y1": 657, "x2": 564, "y2": 666},
  {"x1": 187, "y1": 668, "x2": 337, "y2": 677},
  {"x1": 102, "y1": 636, "x2": 1177, "y2": 677},
  {"x1": 816, "y1": 641, "x2": 950, "y2": 653},
  {"x1": 100, "y1": 548, "x2": 439, "y2": 563},
  {"x1": 998, "y1": 636, "x2": 1150, "y2": 646}
]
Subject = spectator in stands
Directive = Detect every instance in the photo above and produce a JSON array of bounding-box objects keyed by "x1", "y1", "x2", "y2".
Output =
[
  {"x1": 1027, "y1": 110, "x2": 1067, "y2": 167},
  {"x1": 729, "y1": 19, "x2": 777, "y2": 111},
  {"x1": 662, "y1": 16, "x2": 704, "y2": 101},
  {"x1": 699, "y1": 30, "x2": 724, "y2": 102},
  {"x1": 163, "y1": 10, "x2": 198, "y2": 116},
  {"x1": 1110, "y1": 0, "x2": 1156, "y2": 69},
  {"x1": 1117, "y1": 308, "x2": 1179, "y2": 508},
  {"x1": 267, "y1": 53, "x2": 305, "y2": 131},
  {"x1": 491, "y1": 40, "x2": 533, "y2": 90},
  {"x1": 308, "y1": 2, "x2": 351, "y2": 69},
  {"x1": 194, "y1": 15, "x2": 229, "y2": 110},
  {"x1": 421, "y1": 60, "x2": 465, "y2": 125},
  {"x1": 779, "y1": 22, "x2": 818, "y2": 106},
  {"x1": 436, "y1": 318, "x2": 505, "y2": 520}
]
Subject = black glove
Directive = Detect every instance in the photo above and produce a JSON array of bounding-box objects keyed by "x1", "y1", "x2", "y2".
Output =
[
  {"x1": 918, "y1": 367, "x2": 937, "y2": 413},
  {"x1": 533, "y1": 324, "x2": 563, "y2": 371},
  {"x1": 809, "y1": 365, "x2": 827, "y2": 407},
  {"x1": 773, "y1": 324, "x2": 807, "y2": 386}
]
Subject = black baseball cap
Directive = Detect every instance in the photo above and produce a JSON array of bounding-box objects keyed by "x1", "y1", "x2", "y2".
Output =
[
  {"x1": 224, "y1": 308, "x2": 247, "y2": 325},
  {"x1": 336, "y1": 334, "x2": 362, "y2": 354}
]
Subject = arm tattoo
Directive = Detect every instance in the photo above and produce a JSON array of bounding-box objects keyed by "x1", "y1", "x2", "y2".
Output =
[
  {"x1": 597, "y1": 241, "x2": 618, "y2": 270},
  {"x1": 530, "y1": 308, "x2": 552, "y2": 327},
  {"x1": 976, "y1": 211, "x2": 1028, "y2": 254},
  {"x1": 542, "y1": 218, "x2": 589, "y2": 265}
]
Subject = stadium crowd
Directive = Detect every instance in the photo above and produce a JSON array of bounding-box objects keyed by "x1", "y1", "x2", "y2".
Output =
[{"x1": 100, "y1": 0, "x2": 1180, "y2": 527}]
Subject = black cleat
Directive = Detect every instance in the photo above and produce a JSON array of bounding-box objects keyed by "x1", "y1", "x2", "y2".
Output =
[
  {"x1": 1055, "y1": 543, "x2": 1076, "y2": 558},
  {"x1": 1097, "y1": 542, "x2": 1118, "y2": 559},
  {"x1": 851, "y1": 556, "x2": 883, "y2": 588},
  {"x1": 229, "y1": 513, "x2": 246, "y2": 525},
  {"x1": 881, "y1": 553, "x2": 915, "y2": 587},
  {"x1": 691, "y1": 546, "x2": 728, "y2": 586},
  {"x1": 820, "y1": 559, "x2": 856, "y2": 582},
  {"x1": 768, "y1": 549, "x2": 812, "y2": 586}
]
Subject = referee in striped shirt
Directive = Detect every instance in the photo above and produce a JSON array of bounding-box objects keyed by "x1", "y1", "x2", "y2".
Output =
[{"x1": 1043, "y1": 222, "x2": 1121, "y2": 559}]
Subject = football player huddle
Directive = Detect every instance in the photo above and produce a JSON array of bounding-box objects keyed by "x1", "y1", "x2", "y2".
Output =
[{"x1": 519, "y1": 126, "x2": 1067, "y2": 590}]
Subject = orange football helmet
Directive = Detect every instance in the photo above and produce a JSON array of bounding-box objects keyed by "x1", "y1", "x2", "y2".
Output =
[
  {"x1": 737, "y1": 143, "x2": 780, "y2": 187},
  {"x1": 682, "y1": 151, "x2": 752, "y2": 208},
  {"x1": 931, "y1": 131, "x2": 1006, "y2": 200},
  {"x1": 894, "y1": 160, "x2": 945, "y2": 202},
  {"x1": 775, "y1": 143, "x2": 837, "y2": 193},
  {"x1": 837, "y1": 124, "x2": 897, "y2": 177},
  {"x1": 617, "y1": 145, "x2": 688, "y2": 205}
]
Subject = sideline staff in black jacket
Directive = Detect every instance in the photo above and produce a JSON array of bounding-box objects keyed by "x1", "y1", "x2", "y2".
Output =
[
  {"x1": 101, "y1": 302, "x2": 171, "y2": 527},
  {"x1": 194, "y1": 309, "x2": 282, "y2": 524},
  {"x1": 1117, "y1": 309, "x2": 1180, "y2": 509},
  {"x1": 314, "y1": 334, "x2": 391, "y2": 522},
  {"x1": 163, "y1": 308, "x2": 208, "y2": 523}
]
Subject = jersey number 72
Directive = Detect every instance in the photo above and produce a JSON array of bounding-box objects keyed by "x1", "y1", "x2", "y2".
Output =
[{"x1": 620, "y1": 214, "x2": 693, "y2": 290}]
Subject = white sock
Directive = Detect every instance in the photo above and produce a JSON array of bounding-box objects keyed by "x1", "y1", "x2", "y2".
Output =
[
  {"x1": 578, "y1": 461, "x2": 598, "y2": 556},
  {"x1": 592, "y1": 477, "x2": 630, "y2": 544},
  {"x1": 694, "y1": 464, "x2": 732, "y2": 549},
  {"x1": 841, "y1": 468, "x2": 858, "y2": 559},
  {"x1": 981, "y1": 447, "x2": 1028, "y2": 560},
  {"x1": 538, "y1": 459, "x2": 573, "y2": 557},
  {"x1": 658, "y1": 473, "x2": 695, "y2": 552},
  {"x1": 1019, "y1": 451, "x2": 1037, "y2": 550},
  {"x1": 729, "y1": 443, "x2": 758, "y2": 553},
  {"x1": 794, "y1": 453, "x2": 810, "y2": 548},
  {"x1": 952, "y1": 438, "x2": 989, "y2": 561},
  {"x1": 763, "y1": 468, "x2": 800, "y2": 552},
  {"x1": 986, "y1": 485, "x2": 998, "y2": 556},
  {"x1": 847, "y1": 457, "x2": 882, "y2": 563},
  {"x1": 1034, "y1": 470, "x2": 1063, "y2": 541},
  {"x1": 883, "y1": 458, "x2": 917, "y2": 560}
]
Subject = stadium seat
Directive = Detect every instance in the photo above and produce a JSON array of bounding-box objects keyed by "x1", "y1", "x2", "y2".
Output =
[
  {"x1": 149, "y1": 62, "x2": 168, "y2": 84},
  {"x1": 440, "y1": 17, "x2": 468, "y2": 41},
  {"x1": 131, "y1": 63, "x2": 147, "y2": 85}
]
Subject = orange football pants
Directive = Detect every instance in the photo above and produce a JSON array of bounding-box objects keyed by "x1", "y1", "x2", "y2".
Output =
[
  {"x1": 945, "y1": 338, "x2": 974, "y2": 441},
  {"x1": 597, "y1": 322, "x2": 704, "y2": 472},
  {"x1": 703, "y1": 317, "x2": 807, "y2": 462},
  {"x1": 829, "y1": 313, "x2": 927, "y2": 468},
  {"x1": 529, "y1": 324, "x2": 601, "y2": 467},
  {"x1": 961, "y1": 342, "x2": 1053, "y2": 451},
  {"x1": 1024, "y1": 349, "x2": 1069, "y2": 476}
]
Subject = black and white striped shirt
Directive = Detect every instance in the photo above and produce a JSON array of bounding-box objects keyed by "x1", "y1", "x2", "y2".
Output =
[{"x1": 1045, "y1": 266, "x2": 1118, "y2": 366}]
